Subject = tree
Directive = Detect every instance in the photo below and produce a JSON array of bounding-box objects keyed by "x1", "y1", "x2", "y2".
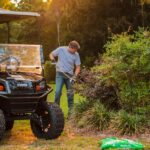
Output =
[
  {"x1": 1, "y1": 0, "x2": 150, "y2": 67},
  {"x1": 0, "y1": 0, "x2": 14, "y2": 9},
  {"x1": 60, "y1": 0, "x2": 145, "y2": 66}
]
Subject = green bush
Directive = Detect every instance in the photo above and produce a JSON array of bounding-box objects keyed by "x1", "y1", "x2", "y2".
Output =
[
  {"x1": 103, "y1": 28, "x2": 150, "y2": 112},
  {"x1": 73, "y1": 100, "x2": 92, "y2": 116},
  {"x1": 111, "y1": 110, "x2": 146, "y2": 135},
  {"x1": 44, "y1": 61, "x2": 56, "y2": 83},
  {"x1": 87, "y1": 102, "x2": 111, "y2": 130},
  {"x1": 73, "y1": 28, "x2": 150, "y2": 135},
  {"x1": 72, "y1": 101, "x2": 111, "y2": 130},
  {"x1": 71, "y1": 100, "x2": 93, "y2": 126}
]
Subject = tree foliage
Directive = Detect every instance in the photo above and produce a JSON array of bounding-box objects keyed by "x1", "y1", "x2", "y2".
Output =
[{"x1": 1, "y1": 0, "x2": 150, "y2": 66}]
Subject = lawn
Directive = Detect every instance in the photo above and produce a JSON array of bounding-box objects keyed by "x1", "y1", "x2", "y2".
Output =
[
  {"x1": 0, "y1": 84, "x2": 100, "y2": 150},
  {"x1": 0, "y1": 84, "x2": 149, "y2": 150},
  {"x1": 0, "y1": 120, "x2": 100, "y2": 150}
]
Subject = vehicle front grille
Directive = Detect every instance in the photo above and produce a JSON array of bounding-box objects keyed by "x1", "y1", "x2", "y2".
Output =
[{"x1": 8, "y1": 80, "x2": 35, "y2": 94}]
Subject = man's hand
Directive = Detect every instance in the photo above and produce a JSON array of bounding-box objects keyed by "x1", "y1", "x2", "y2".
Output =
[
  {"x1": 70, "y1": 65, "x2": 80, "y2": 84},
  {"x1": 51, "y1": 59, "x2": 57, "y2": 65},
  {"x1": 70, "y1": 74, "x2": 77, "y2": 84},
  {"x1": 49, "y1": 53, "x2": 55, "y2": 61},
  {"x1": 75, "y1": 65, "x2": 80, "y2": 76},
  {"x1": 49, "y1": 53, "x2": 57, "y2": 65}
]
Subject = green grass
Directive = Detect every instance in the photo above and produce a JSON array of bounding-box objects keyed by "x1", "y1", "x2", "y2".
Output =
[
  {"x1": 0, "y1": 84, "x2": 100, "y2": 150},
  {"x1": 0, "y1": 120, "x2": 100, "y2": 150},
  {"x1": 1, "y1": 120, "x2": 149, "y2": 150},
  {"x1": 0, "y1": 84, "x2": 149, "y2": 150}
]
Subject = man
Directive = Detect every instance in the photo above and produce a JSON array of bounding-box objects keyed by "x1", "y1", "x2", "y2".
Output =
[{"x1": 49, "y1": 40, "x2": 81, "y2": 114}]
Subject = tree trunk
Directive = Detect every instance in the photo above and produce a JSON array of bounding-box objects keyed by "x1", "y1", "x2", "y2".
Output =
[
  {"x1": 56, "y1": 20, "x2": 60, "y2": 46},
  {"x1": 141, "y1": 0, "x2": 145, "y2": 27}
]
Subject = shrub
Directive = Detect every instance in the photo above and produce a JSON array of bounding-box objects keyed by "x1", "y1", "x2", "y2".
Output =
[
  {"x1": 44, "y1": 61, "x2": 56, "y2": 83},
  {"x1": 75, "y1": 68, "x2": 120, "y2": 110},
  {"x1": 111, "y1": 110, "x2": 147, "y2": 135},
  {"x1": 87, "y1": 102, "x2": 111, "y2": 130},
  {"x1": 73, "y1": 28, "x2": 150, "y2": 135},
  {"x1": 71, "y1": 100, "x2": 93, "y2": 122},
  {"x1": 72, "y1": 101, "x2": 111, "y2": 130},
  {"x1": 103, "y1": 28, "x2": 150, "y2": 112}
]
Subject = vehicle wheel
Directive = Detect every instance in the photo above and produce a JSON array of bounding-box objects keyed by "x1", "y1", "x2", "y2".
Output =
[
  {"x1": 5, "y1": 120, "x2": 14, "y2": 131},
  {"x1": 30, "y1": 102, "x2": 64, "y2": 140},
  {"x1": 0, "y1": 109, "x2": 5, "y2": 140}
]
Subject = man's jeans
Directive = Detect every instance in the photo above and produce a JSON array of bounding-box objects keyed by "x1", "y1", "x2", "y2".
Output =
[{"x1": 54, "y1": 72, "x2": 74, "y2": 112}]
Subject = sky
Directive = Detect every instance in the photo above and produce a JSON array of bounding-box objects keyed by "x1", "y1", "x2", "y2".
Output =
[
  {"x1": 11, "y1": 0, "x2": 49, "y2": 7},
  {"x1": 11, "y1": 0, "x2": 21, "y2": 6},
  {"x1": 11, "y1": 0, "x2": 48, "y2": 4},
  {"x1": 11, "y1": 0, "x2": 21, "y2": 4}
]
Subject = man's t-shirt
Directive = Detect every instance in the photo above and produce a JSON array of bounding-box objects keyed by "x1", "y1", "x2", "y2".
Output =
[{"x1": 52, "y1": 46, "x2": 81, "y2": 75}]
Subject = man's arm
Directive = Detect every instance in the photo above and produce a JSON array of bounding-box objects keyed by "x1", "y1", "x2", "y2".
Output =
[
  {"x1": 49, "y1": 47, "x2": 60, "y2": 61},
  {"x1": 74, "y1": 53, "x2": 81, "y2": 76},
  {"x1": 49, "y1": 53, "x2": 55, "y2": 61},
  {"x1": 75, "y1": 65, "x2": 81, "y2": 76}
]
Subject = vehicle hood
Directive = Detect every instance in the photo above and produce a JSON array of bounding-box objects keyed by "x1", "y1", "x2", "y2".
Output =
[{"x1": 0, "y1": 72, "x2": 44, "y2": 82}]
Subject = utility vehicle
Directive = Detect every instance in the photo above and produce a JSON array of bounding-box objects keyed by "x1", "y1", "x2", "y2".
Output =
[{"x1": 0, "y1": 8, "x2": 64, "y2": 140}]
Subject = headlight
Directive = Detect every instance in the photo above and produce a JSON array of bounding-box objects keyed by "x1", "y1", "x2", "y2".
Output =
[{"x1": 36, "y1": 80, "x2": 46, "y2": 92}]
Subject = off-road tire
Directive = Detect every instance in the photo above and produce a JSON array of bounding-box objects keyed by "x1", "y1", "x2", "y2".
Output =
[
  {"x1": 5, "y1": 121, "x2": 14, "y2": 131},
  {"x1": 30, "y1": 103, "x2": 64, "y2": 140},
  {"x1": 0, "y1": 109, "x2": 5, "y2": 140}
]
